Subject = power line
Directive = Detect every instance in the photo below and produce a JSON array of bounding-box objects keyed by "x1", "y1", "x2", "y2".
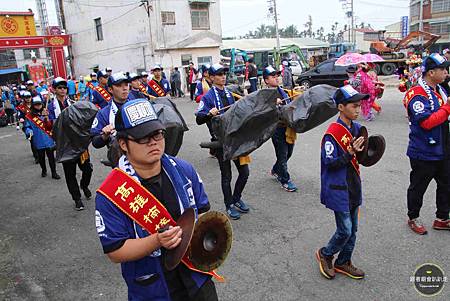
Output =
[{"x1": 66, "y1": 1, "x2": 140, "y2": 8}]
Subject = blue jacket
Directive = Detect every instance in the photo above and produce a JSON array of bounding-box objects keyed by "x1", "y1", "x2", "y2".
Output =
[
  {"x1": 147, "y1": 78, "x2": 171, "y2": 98},
  {"x1": 92, "y1": 85, "x2": 110, "y2": 108},
  {"x1": 196, "y1": 86, "x2": 235, "y2": 117},
  {"x1": 47, "y1": 97, "x2": 71, "y2": 121},
  {"x1": 194, "y1": 80, "x2": 211, "y2": 102},
  {"x1": 320, "y1": 118, "x2": 362, "y2": 212},
  {"x1": 273, "y1": 87, "x2": 290, "y2": 136},
  {"x1": 127, "y1": 89, "x2": 146, "y2": 101},
  {"x1": 91, "y1": 101, "x2": 117, "y2": 137},
  {"x1": 95, "y1": 156, "x2": 210, "y2": 301},
  {"x1": 406, "y1": 86, "x2": 448, "y2": 161},
  {"x1": 84, "y1": 80, "x2": 98, "y2": 101},
  {"x1": 67, "y1": 80, "x2": 76, "y2": 95},
  {"x1": 24, "y1": 114, "x2": 55, "y2": 149},
  {"x1": 78, "y1": 82, "x2": 87, "y2": 95}
]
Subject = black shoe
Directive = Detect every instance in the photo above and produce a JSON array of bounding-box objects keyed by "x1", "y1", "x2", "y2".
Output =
[
  {"x1": 52, "y1": 173, "x2": 61, "y2": 180},
  {"x1": 75, "y1": 200, "x2": 85, "y2": 211},
  {"x1": 82, "y1": 187, "x2": 92, "y2": 199},
  {"x1": 41, "y1": 171, "x2": 47, "y2": 177}
]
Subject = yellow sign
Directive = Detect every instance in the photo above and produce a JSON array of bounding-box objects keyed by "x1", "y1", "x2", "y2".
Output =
[{"x1": 0, "y1": 14, "x2": 37, "y2": 37}]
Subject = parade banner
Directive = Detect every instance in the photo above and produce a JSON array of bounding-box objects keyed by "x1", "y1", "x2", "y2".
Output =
[
  {"x1": 0, "y1": 12, "x2": 37, "y2": 37},
  {"x1": 94, "y1": 86, "x2": 112, "y2": 102},
  {"x1": 324, "y1": 122, "x2": 360, "y2": 174},
  {"x1": 148, "y1": 80, "x2": 166, "y2": 97},
  {"x1": 0, "y1": 35, "x2": 70, "y2": 49},
  {"x1": 25, "y1": 113, "x2": 53, "y2": 138},
  {"x1": 28, "y1": 64, "x2": 48, "y2": 84},
  {"x1": 401, "y1": 16, "x2": 409, "y2": 38}
]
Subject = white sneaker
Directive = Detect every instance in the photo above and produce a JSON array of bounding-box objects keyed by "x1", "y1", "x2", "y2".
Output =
[{"x1": 16, "y1": 125, "x2": 20, "y2": 130}]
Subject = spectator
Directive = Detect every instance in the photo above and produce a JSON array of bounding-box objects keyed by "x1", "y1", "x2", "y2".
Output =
[{"x1": 67, "y1": 76, "x2": 77, "y2": 101}]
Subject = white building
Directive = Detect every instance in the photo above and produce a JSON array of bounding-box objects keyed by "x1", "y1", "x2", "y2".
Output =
[{"x1": 63, "y1": 0, "x2": 222, "y2": 81}]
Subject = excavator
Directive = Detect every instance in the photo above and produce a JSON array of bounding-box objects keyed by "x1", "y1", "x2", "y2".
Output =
[{"x1": 369, "y1": 30, "x2": 440, "y2": 75}]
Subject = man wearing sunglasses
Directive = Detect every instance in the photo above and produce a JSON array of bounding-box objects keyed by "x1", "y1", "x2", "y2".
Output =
[
  {"x1": 95, "y1": 99, "x2": 217, "y2": 301},
  {"x1": 91, "y1": 72, "x2": 130, "y2": 151},
  {"x1": 195, "y1": 63, "x2": 250, "y2": 220},
  {"x1": 48, "y1": 77, "x2": 93, "y2": 211}
]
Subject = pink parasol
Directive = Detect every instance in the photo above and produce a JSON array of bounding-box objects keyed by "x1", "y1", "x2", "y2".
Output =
[
  {"x1": 335, "y1": 53, "x2": 366, "y2": 66},
  {"x1": 362, "y1": 53, "x2": 385, "y2": 62}
]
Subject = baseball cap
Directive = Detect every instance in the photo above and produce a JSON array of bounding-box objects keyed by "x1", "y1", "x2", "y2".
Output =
[
  {"x1": 128, "y1": 72, "x2": 141, "y2": 81},
  {"x1": 52, "y1": 77, "x2": 67, "y2": 88},
  {"x1": 26, "y1": 80, "x2": 34, "y2": 86},
  {"x1": 90, "y1": 72, "x2": 97, "y2": 77},
  {"x1": 23, "y1": 91, "x2": 32, "y2": 97},
  {"x1": 106, "y1": 67, "x2": 112, "y2": 72},
  {"x1": 97, "y1": 70, "x2": 108, "y2": 78},
  {"x1": 115, "y1": 99, "x2": 165, "y2": 139},
  {"x1": 209, "y1": 63, "x2": 229, "y2": 76},
  {"x1": 333, "y1": 85, "x2": 369, "y2": 105},
  {"x1": 141, "y1": 71, "x2": 149, "y2": 77},
  {"x1": 201, "y1": 64, "x2": 211, "y2": 74},
  {"x1": 32, "y1": 95, "x2": 42, "y2": 104},
  {"x1": 346, "y1": 65, "x2": 357, "y2": 73},
  {"x1": 107, "y1": 72, "x2": 129, "y2": 87},
  {"x1": 263, "y1": 66, "x2": 281, "y2": 79},
  {"x1": 422, "y1": 53, "x2": 450, "y2": 73},
  {"x1": 151, "y1": 64, "x2": 162, "y2": 71},
  {"x1": 443, "y1": 48, "x2": 449, "y2": 55}
]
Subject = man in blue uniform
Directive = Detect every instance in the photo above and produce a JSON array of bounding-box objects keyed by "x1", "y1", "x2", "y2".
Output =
[
  {"x1": 92, "y1": 70, "x2": 111, "y2": 108},
  {"x1": 91, "y1": 72, "x2": 130, "y2": 150},
  {"x1": 48, "y1": 77, "x2": 72, "y2": 121},
  {"x1": 127, "y1": 72, "x2": 147, "y2": 100},
  {"x1": 264, "y1": 66, "x2": 298, "y2": 192},
  {"x1": 148, "y1": 65, "x2": 171, "y2": 97},
  {"x1": 403, "y1": 53, "x2": 450, "y2": 234},
  {"x1": 95, "y1": 99, "x2": 218, "y2": 301},
  {"x1": 84, "y1": 72, "x2": 99, "y2": 102},
  {"x1": 195, "y1": 63, "x2": 250, "y2": 220},
  {"x1": 316, "y1": 85, "x2": 367, "y2": 280}
]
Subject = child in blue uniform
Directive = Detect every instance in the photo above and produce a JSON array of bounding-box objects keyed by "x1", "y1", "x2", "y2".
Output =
[{"x1": 315, "y1": 85, "x2": 367, "y2": 280}]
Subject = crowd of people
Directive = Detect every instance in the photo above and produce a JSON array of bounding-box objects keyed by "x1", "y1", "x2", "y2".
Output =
[{"x1": 1, "y1": 51, "x2": 449, "y2": 300}]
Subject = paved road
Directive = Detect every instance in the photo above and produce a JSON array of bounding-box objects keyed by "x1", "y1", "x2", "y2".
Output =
[{"x1": 0, "y1": 88, "x2": 448, "y2": 300}]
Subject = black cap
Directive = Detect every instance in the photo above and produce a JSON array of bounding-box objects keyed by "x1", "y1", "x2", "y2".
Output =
[
  {"x1": 115, "y1": 99, "x2": 165, "y2": 139},
  {"x1": 263, "y1": 66, "x2": 280, "y2": 79},
  {"x1": 422, "y1": 53, "x2": 450, "y2": 73},
  {"x1": 333, "y1": 85, "x2": 369, "y2": 105}
]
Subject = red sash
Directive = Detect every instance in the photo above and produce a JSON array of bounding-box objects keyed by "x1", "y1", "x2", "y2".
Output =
[
  {"x1": 16, "y1": 104, "x2": 30, "y2": 114},
  {"x1": 148, "y1": 79, "x2": 166, "y2": 97},
  {"x1": 94, "y1": 85, "x2": 112, "y2": 102},
  {"x1": 139, "y1": 84, "x2": 147, "y2": 94},
  {"x1": 25, "y1": 113, "x2": 53, "y2": 138},
  {"x1": 97, "y1": 168, "x2": 224, "y2": 281},
  {"x1": 403, "y1": 85, "x2": 444, "y2": 108},
  {"x1": 86, "y1": 81, "x2": 95, "y2": 90},
  {"x1": 324, "y1": 122, "x2": 359, "y2": 174}
]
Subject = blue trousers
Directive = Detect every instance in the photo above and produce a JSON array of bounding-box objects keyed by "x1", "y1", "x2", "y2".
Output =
[
  {"x1": 271, "y1": 127, "x2": 294, "y2": 184},
  {"x1": 247, "y1": 78, "x2": 258, "y2": 93},
  {"x1": 322, "y1": 206, "x2": 359, "y2": 265}
]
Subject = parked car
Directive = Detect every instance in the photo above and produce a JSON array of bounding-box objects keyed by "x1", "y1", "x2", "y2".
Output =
[
  {"x1": 278, "y1": 60, "x2": 303, "y2": 76},
  {"x1": 296, "y1": 58, "x2": 348, "y2": 89}
]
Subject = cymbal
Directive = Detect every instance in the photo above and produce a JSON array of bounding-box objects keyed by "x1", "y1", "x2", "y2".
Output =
[
  {"x1": 360, "y1": 135, "x2": 386, "y2": 167},
  {"x1": 164, "y1": 207, "x2": 195, "y2": 271},
  {"x1": 356, "y1": 126, "x2": 369, "y2": 163}
]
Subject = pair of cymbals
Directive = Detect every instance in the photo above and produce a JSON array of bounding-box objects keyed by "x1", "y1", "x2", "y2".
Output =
[{"x1": 356, "y1": 126, "x2": 386, "y2": 167}]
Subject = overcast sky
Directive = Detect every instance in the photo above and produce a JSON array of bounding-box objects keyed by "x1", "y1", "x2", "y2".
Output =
[{"x1": 1, "y1": 0, "x2": 409, "y2": 37}]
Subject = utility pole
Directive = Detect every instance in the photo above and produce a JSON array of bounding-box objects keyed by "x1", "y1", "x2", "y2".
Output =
[
  {"x1": 351, "y1": 0, "x2": 355, "y2": 46},
  {"x1": 141, "y1": 0, "x2": 154, "y2": 69},
  {"x1": 419, "y1": 0, "x2": 424, "y2": 43},
  {"x1": 268, "y1": 0, "x2": 280, "y2": 52}
]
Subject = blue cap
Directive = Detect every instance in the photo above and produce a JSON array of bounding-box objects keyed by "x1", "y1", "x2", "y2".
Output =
[
  {"x1": 32, "y1": 95, "x2": 42, "y2": 104},
  {"x1": 263, "y1": 66, "x2": 280, "y2": 78},
  {"x1": 52, "y1": 77, "x2": 67, "y2": 88},
  {"x1": 209, "y1": 63, "x2": 229, "y2": 76},
  {"x1": 201, "y1": 64, "x2": 211, "y2": 74},
  {"x1": 422, "y1": 53, "x2": 450, "y2": 73},
  {"x1": 115, "y1": 99, "x2": 165, "y2": 139},
  {"x1": 107, "y1": 72, "x2": 129, "y2": 87},
  {"x1": 97, "y1": 70, "x2": 108, "y2": 78},
  {"x1": 128, "y1": 72, "x2": 140, "y2": 81},
  {"x1": 22, "y1": 91, "x2": 32, "y2": 97},
  {"x1": 333, "y1": 85, "x2": 369, "y2": 105}
]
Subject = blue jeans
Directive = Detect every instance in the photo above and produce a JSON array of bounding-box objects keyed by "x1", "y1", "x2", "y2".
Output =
[
  {"x1": 248, "y1": 78, "x2": 258, "y2": 93},
  {"x1": 271, "y1": 127, "x2": 294, "y2": 184},
  {"x1": 322, "y1": 207, "x2": 359, "y2": 265}
]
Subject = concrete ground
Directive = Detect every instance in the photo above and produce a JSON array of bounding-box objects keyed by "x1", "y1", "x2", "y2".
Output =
[{"x1": 0, "y1": 87, "x2": 448, "y2": 300}]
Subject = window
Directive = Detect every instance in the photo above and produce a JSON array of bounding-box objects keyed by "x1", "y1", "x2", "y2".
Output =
[
  {"x1": 190, "y1": 3, "x2": 210, "y2": 30},
  {"x1": 181, "y1": 54, "x2": 192, "y2": 66},
  {"x1": 94, "y1": 18, "x2": 103, "y2": 41},
  {"x1": 430, "y1": 22, "x2": 450, "y2": 34},
  {"x1": 161, "y1": 11, "x2": 175, "y2": 25},
  {"x1": 23, "y1": 48, "x2": 41, "y2": 59},
  {"x1": 410, "y1": 23, "x2": 420, "y2": 32},
  {"x1": 0, "y1": 50, "x2": 17, "y2": 69},
  {"x1": 197, "y1": 56, "x2": 212, "y2": 67},
  {"x1": 410, "y1": 3, "x2": 420, "y2": 17},
  {"x1": 432, "y1": 0, "x2": 450, "y2": 13},
  {"x1": 317, "y1": 61, "x2": 334, "y2": 72}
]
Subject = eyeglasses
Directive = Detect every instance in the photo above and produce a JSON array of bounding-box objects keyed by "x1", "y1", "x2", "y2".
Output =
[
  {"x1": 128, "y1": 130, "x2": 165, "y2": 144},
  {"x1": 56, "y1": 86, "x2": 67, "y2": 90}
]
